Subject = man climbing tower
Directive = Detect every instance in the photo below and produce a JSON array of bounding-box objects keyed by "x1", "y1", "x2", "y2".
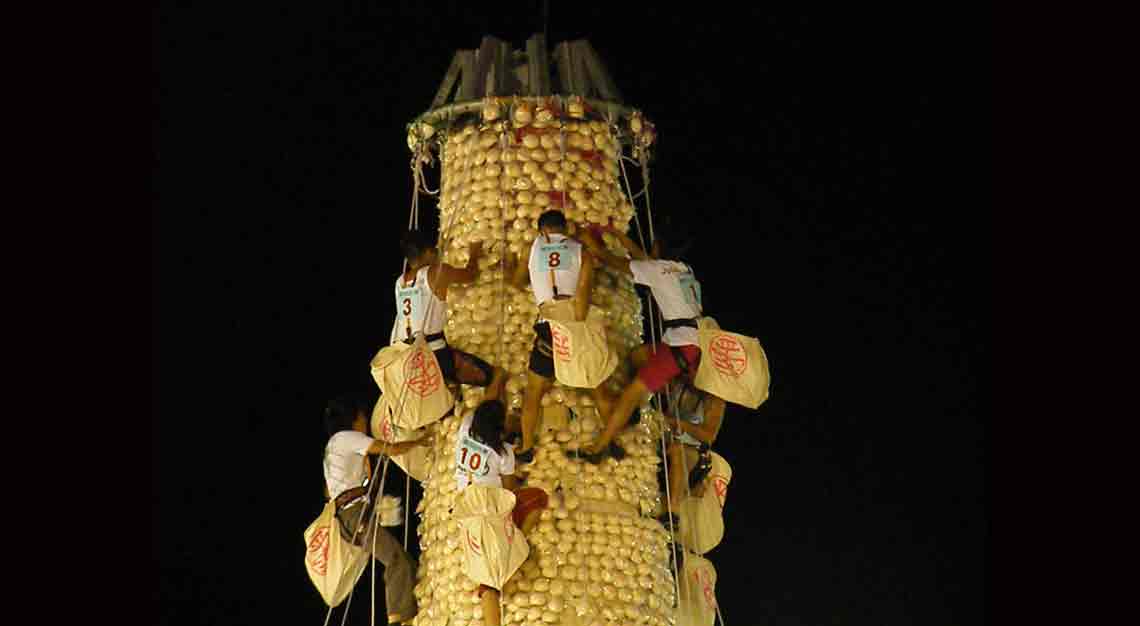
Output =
[
  {"x1": 581, "y1": 229, "x2": 707, "y2": 459},
  {"x1": 506, "y1": 209, "x2": 614, "y2": 462},
  {"x1": 322, "y1": 393, "x2": 429, "y2": 624},
  {"x1": 392, "y1": 230, "x2": 506, "y2": 392}
]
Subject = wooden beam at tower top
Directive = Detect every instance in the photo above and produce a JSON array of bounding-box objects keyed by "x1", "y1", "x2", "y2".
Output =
[
  {"x1": 472, "y1": 36, "x2": 499, "y2": 98},
  {"x1": 553, "y1": 42, "x2": 580, "y2": 95},
  {"x1": 431, "y1": 52, "x2": 463, "y2": 109},
  {"x1": 456, "y1": 50, "x2": 477, "y2": 101},
  {"x1": 580, "y1": 40, "x2": 623, "y2": 102},
  {"x1": 493, "y1": 39, "x2": 511, "y2": 95},
  {"x1": 573, "y1": 41, "x2": 596, "y2": 98},
  {"x1": 427, "y1": 36, "x2": 625, "y2": 109},
  {"x1": 526, "y1": 33, "x2": 551, "y2": 96}
]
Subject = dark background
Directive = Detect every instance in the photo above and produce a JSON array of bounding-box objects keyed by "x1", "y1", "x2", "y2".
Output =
[{"x1": 154, "y1": 3, "x2": 987, "y2": 625}]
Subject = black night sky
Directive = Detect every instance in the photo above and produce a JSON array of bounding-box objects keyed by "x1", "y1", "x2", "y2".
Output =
[{"x1": 154, "y1": 3, "x2": 987, "y2": 625}]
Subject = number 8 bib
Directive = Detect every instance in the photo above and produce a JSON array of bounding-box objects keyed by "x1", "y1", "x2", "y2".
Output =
[{"x1": 530, "y1": 240, "x2": 580, "y2": 275}]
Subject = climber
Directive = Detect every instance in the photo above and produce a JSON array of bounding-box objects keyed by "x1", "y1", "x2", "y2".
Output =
[
  {"x1": 505, "y1": 209, "x2": 614, "y2": 462},
  {"x1": 393, "y1": 229, "x2": 506, "y2": 392},
  {"x1": 580, "y1": 228, "x2": 706, "y2": 459},
  {"x1": 322, "y1": 392, "x2": 430, "y2": 624},
  {"x1": 662, "y1": 382, "x2": 726, "y2": 511},
  {"x1": 455, "y1": 396, "x2": 548, "y2": 626}
]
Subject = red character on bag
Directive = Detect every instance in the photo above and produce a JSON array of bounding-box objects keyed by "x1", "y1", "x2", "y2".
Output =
[
  {"x1": 711, "y1": 474, "x2": 729, "y2": 508},
  {"x1": 466, "y1": 529, "x2": 483, "y2": 556},
  {"x1": 404, "y1": 349, "x2": 442, "y2": 397},
  {"x1": 710, "y1": 334, "x2": 747, "y2": 378},
  {"x1": 307, "y1": 526, "x2": 331, "y2": 576},
  {"x1": 551, "y1": 326, "x2": 571, "y2": 362},
  {"x1": 503, "y1": 512, "x2": 515, "y2": 545},
  {"x1": 692, "y1": 567, "x2": 716, "y2": 609}
]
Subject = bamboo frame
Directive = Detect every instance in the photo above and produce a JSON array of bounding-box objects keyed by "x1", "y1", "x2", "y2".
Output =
[{"x1": 408, "y1": 96, "x2": 640, "y2": 132}]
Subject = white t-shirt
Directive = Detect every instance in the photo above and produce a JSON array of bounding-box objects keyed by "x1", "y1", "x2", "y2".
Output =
[
  {"x1": 390, "y1": 265, "x2": 448, "y2": 350},
  {"x1": 324, "y1": 430, "x2": 375, "y2": 499},
  {"x1": 527, "y1": 233, "x2": 583, "y2": 307},
  {"x1": 454, "y1": 411, "x2": 516, "y2": 490},
  {"x1": 629, "y1": 259, "x2": 703, "y2": 347}
]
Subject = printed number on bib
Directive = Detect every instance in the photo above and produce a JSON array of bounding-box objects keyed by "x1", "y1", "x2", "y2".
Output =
[
  {"x1": 397, "y1": 285, "x2": 422, "y2": 322},
  {"x1": 459, "y1": 447, "x2": 483, "y2": 471},
  {"x1": 531, "y1": 241, "x2": 579, "y2": 274},
  {"x1": 456, "y1": 438, "x2": 492, "y2": 478}
]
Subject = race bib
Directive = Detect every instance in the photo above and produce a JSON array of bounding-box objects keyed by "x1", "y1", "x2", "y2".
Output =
[
  {"x1": 396, "y1": 282, "x2": 426, "y2": 336},
  {"x1": 456, "y1": 435, "x2": 494, "y2": 482},
  {"x1": 530, "y1": 240, "x2": 580, "y2": 275},
  {"x1": 679, "y1": 271, "x2": 702, "y2": 310}
]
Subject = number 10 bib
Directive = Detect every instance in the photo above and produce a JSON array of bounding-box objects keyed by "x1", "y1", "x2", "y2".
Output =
[{"x1": 456, "y1": 435, "x2": 494, "y2": 482}]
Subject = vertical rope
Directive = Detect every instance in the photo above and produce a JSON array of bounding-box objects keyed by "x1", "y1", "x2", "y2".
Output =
[
  {"x1": 496, "y1": 121, "x2": 510, "y2": 387},
  {"x1": 403, "y1": 473, "x2": 411, "y2": 550},
  {"x1": 621, "y1": 152, "x2": 662, "y2": 417},
  {"x1": 642, "y1": 158, "x2": 655, "y2": 246},
  {"x1": 617, "y1": 150, "x2": 649, "y2": 255},
  {"x1": 367, "y1": 458, "x2": 392, "y2": 626},
  {"x1": 659, "y1": 425, "x2": 682, "y2": 611},
  {"x1": 325, "y1": 456, "x2": 391, "y2": 626}
]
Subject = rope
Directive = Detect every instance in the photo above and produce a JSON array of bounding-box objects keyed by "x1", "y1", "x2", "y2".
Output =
[
  {"x1": 620, "y1": 155, "x2": 649, "y2": 202},
  {"x1": 411, "y1": 139, "x2": 440, "y2": 197},
  {"x1": 403, "y1": 473, "x2": 411, "y2": 550},
  {"x1": 319, "y1": 455, "x2": 392, "y2": 626},
  {"x1": 642, "y1": 158, "x2": 655, "y2": 245},
  {"x1": 366, "y1": 458, "x2": 393, "y2": 626},
  {"x1": 561, "y1": 108, "x2": 583, "y2": 464},
  {"x1": 659, "y1": 423, "x2": 682, "y2": 612},
  {"x1": 620, "y1": 149, "x2": 662, "y2": 416},
  {"x1": 615, "y1": 129, "x2": 680, "y2": 613},
  {"x1": 325, "y1": 115, "x2": 460, "y2": 626},
  {"x1": 398, "y1": 171, "x2": 466, "y2": 347},
  {"x1": 326, "y1": 139, "x2": 460, "y2": 626},
  {"x1": 496, "y1": 122, "x2": 510, "y2": 385},
  {"x1": 617, "y1": 149, "x2": 649, "y2": 255}
]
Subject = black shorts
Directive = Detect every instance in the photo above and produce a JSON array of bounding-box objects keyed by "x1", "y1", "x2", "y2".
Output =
[
  {"x1": 528, "y1": 321, "x2": 555, "y2": 379},
  {"x1": 434, "y1": 345, "x2": 495, "y2": 387}
]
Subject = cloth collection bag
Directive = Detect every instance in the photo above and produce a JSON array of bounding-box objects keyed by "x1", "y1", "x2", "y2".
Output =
[
  {"x1": 451, "y1": 485, "x2": 530, "y2": 590},
  {"x1": 370, "y1": 335, "x2": 454, "y2": 431},
  {"x1": 693, "y1": 317, "x2": 770, "y2": 409},
  {"x1": 303, "y1": 500, "x2": 370, "y2": 607}
]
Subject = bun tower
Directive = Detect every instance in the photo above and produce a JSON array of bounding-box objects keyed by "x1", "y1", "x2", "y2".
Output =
[{"x1": 402, "y1": 35, "x2": 692, "y2": 626}]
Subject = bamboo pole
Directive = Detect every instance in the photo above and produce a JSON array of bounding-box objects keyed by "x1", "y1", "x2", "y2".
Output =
[{"x1": 409, "y1": 96, "x2": 639, "y2": 134}]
